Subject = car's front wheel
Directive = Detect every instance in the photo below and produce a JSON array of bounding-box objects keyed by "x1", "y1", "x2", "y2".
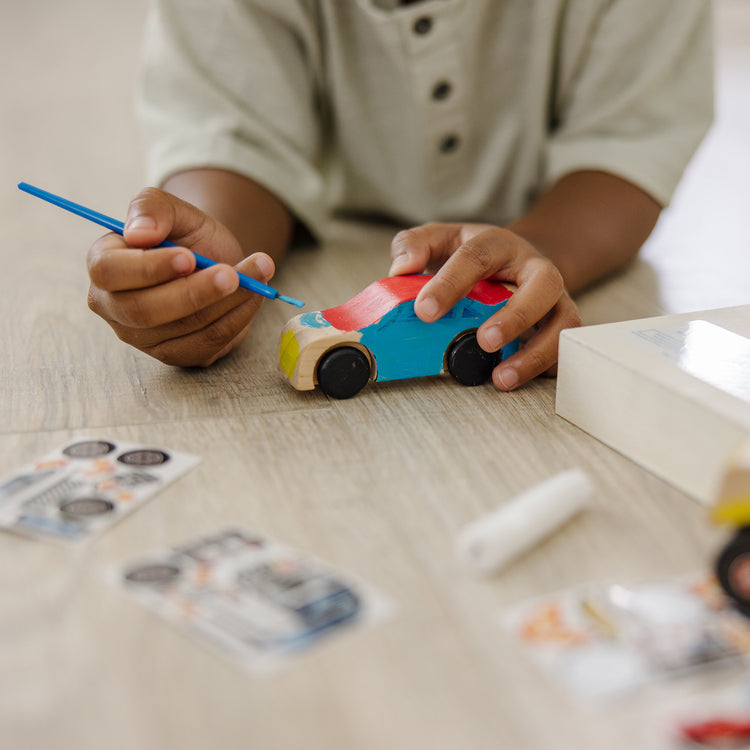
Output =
[
  {"x1": 316, "y1": 347, "x2": 371, "y2": 399},
  {"x1": 447, "y1": 332, "x2": 500, "y2": 386}
]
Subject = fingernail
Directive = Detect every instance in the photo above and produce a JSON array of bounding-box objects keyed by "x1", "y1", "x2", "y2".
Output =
[
  {"x1": 253, "y1": 254, "x2": 274, "y2": 281},
  {"x1": 214, "y1": 268, "x2": 238, "y2": 294},
  {"x1": 125, "y1": 215, "x2": 157, "y2": 231},
  {"x1": 482, "y1": 325, "x2": 503, "y2": 352},
  {"x1": 495, "y1": 367, "x2": 519, "y2": 390},
  {"x1": 419, "y1": 296, "x2": 439, "y2": 321},
  {"x1": 388, "y1": 254, "x2": 409, "y2": 276},
  {"x1": 172, "y1": 253, "x2": 192, "y2": 274}
]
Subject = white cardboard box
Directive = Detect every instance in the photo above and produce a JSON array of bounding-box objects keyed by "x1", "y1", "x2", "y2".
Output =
[{"x1": 555, "y1": 305, "x2": 750, "y2": 505}]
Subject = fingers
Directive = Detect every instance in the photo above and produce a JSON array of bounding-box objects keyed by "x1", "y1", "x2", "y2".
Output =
[
  {"x1": 238, "y1": 251, "x2": 275, "y2": 283},
  {"x1": 388, "y1": 223, "x2": 462, "y2": 277},
  {"x1": 138, "y1": 298, "x2": 262, "y2": 368},
  {"x1": 88, "y1": 252, "x2": 273, "y2": 367},
  {"x1": 86, "y1": 188, "x2": 273, "y2": 367},
  {"x1": 90, "y1": 251, "x2": 272, "y2": 331},
  {"x1": 87, "y1": 233, "x2": 196, "y2": 292},
  {"x1": 412, "y1": 225, "x2": 522, "y2": 322},
  {"x1": 491, "y1": 293, "x2": 582, "y2": 391},
  {"x1": 93, "y1": 267, "x2": 241, "y2": 329},
  {"x1": 389, "y1": 221, "x2": 583, "y2": 391},
  {"x1": 475, "y1": 255, "x2": 564, "y2": 353}
]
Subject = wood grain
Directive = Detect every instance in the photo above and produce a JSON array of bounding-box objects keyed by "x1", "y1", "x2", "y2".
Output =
[{"x1": 1, "y1": 2, "x2": 748, "y2": 749}]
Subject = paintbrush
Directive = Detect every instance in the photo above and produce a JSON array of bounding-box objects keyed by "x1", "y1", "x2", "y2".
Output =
[{"x1": 17, "y1": 181, "x2": 304, "y2": 307}]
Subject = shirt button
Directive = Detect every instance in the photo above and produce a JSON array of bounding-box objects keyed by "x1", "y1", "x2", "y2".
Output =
[
  {"x1": 431, "y1": 80, "x2": 452, "y2": 101},
  {"x1": 413, "y1": 16, "x2": 433, "y2": 35},
  {"x1": 439, "y1": 134, "x2": 460, "y2": 153}
]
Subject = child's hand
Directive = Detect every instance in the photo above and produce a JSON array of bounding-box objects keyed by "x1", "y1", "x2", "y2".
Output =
[
  {"x1": 86, "y1": 188, "x2": 275, "y2": 367},
  {"x1": 388, "y1": 222, "x2": 581, "y2": 390}
]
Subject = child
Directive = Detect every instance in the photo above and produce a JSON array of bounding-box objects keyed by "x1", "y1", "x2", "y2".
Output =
[{"x1": 86, "y1": 0, "x2": 713, "y2": 390}]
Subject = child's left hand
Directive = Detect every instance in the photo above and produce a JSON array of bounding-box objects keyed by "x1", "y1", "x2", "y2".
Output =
[{"x1": 388, "y1": 222, "x2": 582, "y2": 391}]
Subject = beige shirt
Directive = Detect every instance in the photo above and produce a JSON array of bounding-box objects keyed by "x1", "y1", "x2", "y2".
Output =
[{"x1": 138, "y1": 0, "x2": 713, "y2": 240}]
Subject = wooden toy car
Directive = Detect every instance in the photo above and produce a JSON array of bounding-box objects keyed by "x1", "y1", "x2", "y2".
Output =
[
  {"x1": 278, "y1": 274, "x2": 518, "y2": 398},
  {"x1": 712, "y1": 439, "x2": 750, "y2": 613}
]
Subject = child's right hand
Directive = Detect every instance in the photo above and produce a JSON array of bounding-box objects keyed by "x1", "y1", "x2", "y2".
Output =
[{"x1": 86, "y1": 188, "x2": 275, "y2": 367}]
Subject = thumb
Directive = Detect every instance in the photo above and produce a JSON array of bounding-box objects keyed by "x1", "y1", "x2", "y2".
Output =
[{"x1": 123, "y1": 187, "x2": 212, "y2": 250}]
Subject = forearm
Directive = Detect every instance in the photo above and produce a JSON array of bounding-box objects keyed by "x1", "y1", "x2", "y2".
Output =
[
  {"x1": 508, "y1": 170, "x2": 661, "y2": 294},
  {"x1": 162, "y1": 168, "x2": 294, "y2": 264}
]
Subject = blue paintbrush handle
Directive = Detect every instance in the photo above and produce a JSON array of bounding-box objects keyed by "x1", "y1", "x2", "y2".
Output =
[{"x1": 17, "y1": 182, "x2": 304, "y2": 307}]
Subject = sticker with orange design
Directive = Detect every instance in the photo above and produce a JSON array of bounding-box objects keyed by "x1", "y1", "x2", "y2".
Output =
[{"x1": 502, "y1": 573, "x2": 750, "y2": 701}]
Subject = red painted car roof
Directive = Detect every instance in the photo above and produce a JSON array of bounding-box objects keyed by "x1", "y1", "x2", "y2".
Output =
[{"x1": 322, "y1": 275, "x2": 513, "y2": 331}]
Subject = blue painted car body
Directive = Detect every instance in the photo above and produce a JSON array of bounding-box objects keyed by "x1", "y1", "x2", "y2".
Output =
[
  {"x1": 278, "y1": 275, "x2": 518, "y2": 392},
  {"x1": 358, "y1": 295, "x2": 518, "y2": 381}
]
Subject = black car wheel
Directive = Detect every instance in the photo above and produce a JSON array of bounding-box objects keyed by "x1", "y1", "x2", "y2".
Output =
[
  {"x1": 316, "y1": 347, "x2": 371, "y2": 399},
  {"x1": 717, "y1": 527, "x2": 750, "y2": 614},
  {"x1": 447, "y1": 332, "x2": 500, "y2": 386}
]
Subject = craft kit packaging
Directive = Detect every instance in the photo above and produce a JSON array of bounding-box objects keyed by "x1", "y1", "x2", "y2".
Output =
[{"x1": 555, "y1": 305, "x2": 750, "y2": 505}]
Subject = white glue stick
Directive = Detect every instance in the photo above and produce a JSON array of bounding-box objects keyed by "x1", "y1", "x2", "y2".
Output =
[{"x1": 456, "y1": 468, "x2": 593, "y2": 576}]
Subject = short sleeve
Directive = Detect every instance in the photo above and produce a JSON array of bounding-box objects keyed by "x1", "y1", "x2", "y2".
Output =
[
  {"x1": 137, "y1": 0, "x2": 327, "y2": 237},
  {"x1": 544, "y1": 0, "x2": 714, "y2": 206}
]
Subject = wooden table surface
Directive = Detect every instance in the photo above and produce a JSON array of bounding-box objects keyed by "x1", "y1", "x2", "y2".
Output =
[{"x1": 2, "y1": 2, "x2": 749, "y2": 749}]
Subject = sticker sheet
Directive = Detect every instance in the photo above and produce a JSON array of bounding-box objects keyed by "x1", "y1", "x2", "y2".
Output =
[
  {"x1": 0, "y1": 438, "x2": 200, "y2": 542},
  {"x1": 502, "y1": 573, "x2": 750, "y2": 701},
  {"x1": 118, "y1": 527, "x2": 392, "y2": 673}
]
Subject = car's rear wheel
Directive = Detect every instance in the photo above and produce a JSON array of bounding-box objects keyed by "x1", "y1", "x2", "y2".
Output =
[
  {"x1": 447, "y1": 332, "x2": 500, "y2": 386},
  {"x1": 316, "y1": 347, "x2": 371, "y2": 399}
]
